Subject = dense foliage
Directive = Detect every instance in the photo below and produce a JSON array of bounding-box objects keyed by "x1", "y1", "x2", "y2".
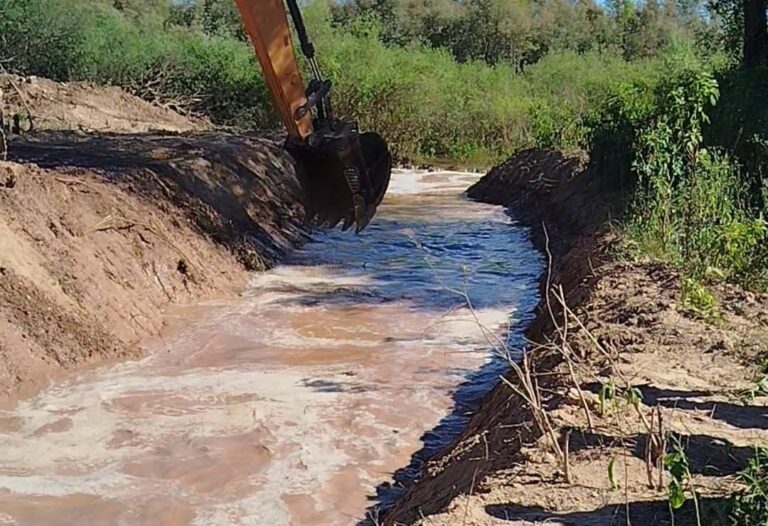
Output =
[
  {"x1": 621, "y1": 69, "x2": 767, "y2": 291},
  {"x1": 0, "y1": 0, "x2": 710, "y2": 164},
  {"x1": 334, "y1": 0, "x2": 714, "y2": 66}
]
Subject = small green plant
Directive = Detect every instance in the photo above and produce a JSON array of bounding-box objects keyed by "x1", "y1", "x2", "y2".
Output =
[
  {"x1": 681, "y1": 277, "x2": 720, "y2": 320},
  {"x1": 739, "y1": 375, "x2": 768, "y2": 403},
  {"x1": 599, "y1": 379, "x2": 617, "y2": 416},
  {"x1": 624, "y1": 385, "x2": 644, "y2": 408},
  {"x1": 664, "y1": 434, "x2": 701, "y2": 525},
  {"x1": 731, "y1": 447, "x2": 768, "y2": 526},
  {"x1": 665, "y1": 450, "x2": 689, "y2": 510},
  {"x1": 607, "y1": 456, "x2": 618, "y2": 491}
]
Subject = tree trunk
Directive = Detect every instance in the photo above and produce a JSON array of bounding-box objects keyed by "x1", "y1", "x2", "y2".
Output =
[{"x1": 743, "y1": 0, "x2": 768, "y2": 65}]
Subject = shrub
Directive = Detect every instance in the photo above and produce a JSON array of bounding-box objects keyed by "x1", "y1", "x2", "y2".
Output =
[
  {"x1": 604, "y1": 66, "x2": 768, "y2": 290},
  {"x1": 732, "y1": 448, "x2": 768, "y2": 526}
]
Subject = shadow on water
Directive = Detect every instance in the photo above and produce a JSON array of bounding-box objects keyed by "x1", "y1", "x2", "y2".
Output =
[
  {"x1": 280, "y1": 213, "x2": 541, "y2": 313},
  {"x1": 276, "y1": 200, "x2": 542, "y2": 523},
  {"x1": 360, "y1": 310, "x2": 538, "y2": 522}
]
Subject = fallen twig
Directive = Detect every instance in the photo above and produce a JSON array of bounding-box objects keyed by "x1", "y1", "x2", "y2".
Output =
[{"x1": 563, "y1": 428, "x2": 572, "y2": 483}]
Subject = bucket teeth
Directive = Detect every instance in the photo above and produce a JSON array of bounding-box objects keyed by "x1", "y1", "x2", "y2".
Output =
[
  {"x1": 341, "y1": 213, "x2": 355, "y2": 232},
  {"x1": 326, "y1": 211, "x2": 344, "y2": 229},
  {"x1": 350, "y1": 194, "x2": 368, "y2": 233},
  {"x1": 316, "y1": 210, "x2": 330, "y2": 227}
]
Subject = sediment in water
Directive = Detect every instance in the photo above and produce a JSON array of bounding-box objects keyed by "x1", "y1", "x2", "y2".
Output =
[{"x1": 380, "y1": 149, "x2": 607, "y2": 523}]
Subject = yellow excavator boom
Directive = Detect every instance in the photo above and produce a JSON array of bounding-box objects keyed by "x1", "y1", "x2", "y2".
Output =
[
  {"x1": 233, "y1": 0, "x2": 392, "y2": 232},
  {"x1": 233, "y1": 0, "x2": 312, "y2": 140}
]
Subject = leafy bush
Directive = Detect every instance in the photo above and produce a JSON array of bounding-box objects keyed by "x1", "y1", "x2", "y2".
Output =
[
  {"x1": 598, "y1": 66, "x2": 768, "y2": 290},
  {"x1": 732, "y1": 448, "x2": 768, "y2": 526},
  {"x1": 585, "y1": 78, "x2": 658, "y2": 190},
  {"x1": 681, "y1": 276, "x2": 720, "y2": 320}
]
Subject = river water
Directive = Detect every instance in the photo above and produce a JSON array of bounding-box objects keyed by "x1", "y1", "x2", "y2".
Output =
[{"x1": 0, "y1": 170, "x2": 541, "y2": 526}]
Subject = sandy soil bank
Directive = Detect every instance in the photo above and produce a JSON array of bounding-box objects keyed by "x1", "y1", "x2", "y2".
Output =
[
  {"x1": 0, "y1": 76, "x2": 307, "y2": 398},
  {"x1": 2, "y1": 74, "x2": 208, "y2": 134}
]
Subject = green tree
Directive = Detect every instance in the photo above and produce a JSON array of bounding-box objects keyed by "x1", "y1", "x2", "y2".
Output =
[
  {"x1": 621, "y1": 0, "x2": 686, "y2": 59},
  {"x1": 529, "y1": 0, "x2": 615, "y2": 60}
]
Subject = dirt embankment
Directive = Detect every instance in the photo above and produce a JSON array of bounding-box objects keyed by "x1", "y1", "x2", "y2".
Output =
[
  {"x1": 0, "y1": 76, "x2": 307, "y2": 398},
  {"x1": 2, "y1": 74, "x2": 208, "y2": 134},
  {"x1": 384, "y1": 150, "x2": 768, "y2": 525}
]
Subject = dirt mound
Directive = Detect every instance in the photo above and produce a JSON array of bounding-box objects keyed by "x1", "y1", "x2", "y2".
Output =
[
  {"x1": 383, "y1": 149, "x2": 768, "y2": 525},
  {"x1": 1, "y1": 74, "x2": 206, "y2": 134},
  {"x1": 0, "y1": 131, "x2": 307, "y2": 398}
]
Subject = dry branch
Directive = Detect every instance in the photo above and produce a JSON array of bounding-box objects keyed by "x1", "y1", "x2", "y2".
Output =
[
  {"x1": 0, "y1": 66, "x2": 35, "y2": 132},
  {"x1": 0, "y1": 87, "x2": 6, "y2": 161},
  {"x1": 0, "y1": 115, "x2": 6, "y2": 162}
]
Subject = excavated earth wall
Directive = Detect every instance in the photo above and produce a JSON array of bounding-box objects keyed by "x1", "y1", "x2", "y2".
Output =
[{"x1": 0, "y1": 76, "x2": 308, "y2": 398}]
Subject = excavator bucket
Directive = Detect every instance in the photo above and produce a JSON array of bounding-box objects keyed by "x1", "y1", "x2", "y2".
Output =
[
  {"x1": 234, "y1": 0, "x2": 391, "y2": 231},
  {"x1": 288, "y1": 125, "x2": 391, "y2": 233}
]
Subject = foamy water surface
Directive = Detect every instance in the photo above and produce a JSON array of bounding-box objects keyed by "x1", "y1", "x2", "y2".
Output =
[{"x1": 0, "y1": 170, "x2": 541, "y2": 525}]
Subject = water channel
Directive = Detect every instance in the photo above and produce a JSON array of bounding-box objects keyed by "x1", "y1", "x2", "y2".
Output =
[{"x1": 0, "y1": 170, "x2": 541, "y2": 525}]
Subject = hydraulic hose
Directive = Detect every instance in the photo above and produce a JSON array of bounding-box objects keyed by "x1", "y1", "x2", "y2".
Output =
[{"x1": 283, "y1": 0, "x2": 331, "y2": 120}]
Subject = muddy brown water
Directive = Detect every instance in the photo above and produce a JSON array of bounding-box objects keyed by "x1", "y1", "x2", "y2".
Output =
[{"x1": 0, "y1": 170, "x2": 540, "y2": 525}]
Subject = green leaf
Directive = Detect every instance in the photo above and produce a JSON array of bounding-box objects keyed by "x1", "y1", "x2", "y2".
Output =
[
  {"x1": 608, "y1": 457, "x2": 617, "y2": 491},
  {"x1": 668, "y1": 481, "x2": 686, "y2": 509}
]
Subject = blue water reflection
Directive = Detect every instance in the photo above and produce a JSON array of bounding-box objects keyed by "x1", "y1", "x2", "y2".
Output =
[{"x1": 285, "y1": 197, "x2": 541, "y2": 317}]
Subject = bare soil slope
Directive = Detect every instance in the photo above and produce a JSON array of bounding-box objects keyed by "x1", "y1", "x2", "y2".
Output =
[
  {"x1": 0, "y1": 79, "x2": 307, "y2": 398},
  {"x1": 2, "y1": 74, "x2": 206, "y2": 134},
  {"x1": 384, "y1": 150, "x2": 768, "y2": 526}
]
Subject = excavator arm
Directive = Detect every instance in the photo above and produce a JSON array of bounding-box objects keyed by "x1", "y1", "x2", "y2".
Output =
[
  {"x1": 234, "y1": 0, "x2": 391, "y2": 232},
  {"x1": 233, "y1": 0, "x2": 312, "y2": 140}
]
